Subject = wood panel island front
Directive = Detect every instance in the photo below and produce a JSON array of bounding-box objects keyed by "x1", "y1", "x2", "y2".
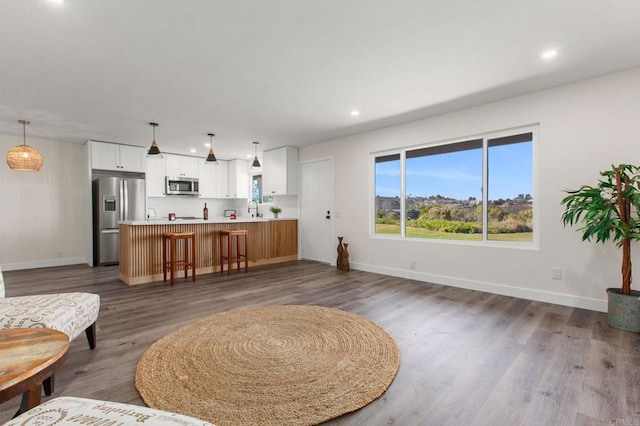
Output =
[{"x1": 119, "y1": 219, "x2": 298, "y2": 285}]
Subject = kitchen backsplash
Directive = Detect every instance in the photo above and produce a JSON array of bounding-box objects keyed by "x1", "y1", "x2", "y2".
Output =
[{"x1": 146, "y1": 195, "x2": 298, "y2": 220}]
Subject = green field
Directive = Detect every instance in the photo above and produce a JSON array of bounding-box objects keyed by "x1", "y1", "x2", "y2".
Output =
[{"x1": 375, "y1": 224, "x2": 532, "y2": 242}]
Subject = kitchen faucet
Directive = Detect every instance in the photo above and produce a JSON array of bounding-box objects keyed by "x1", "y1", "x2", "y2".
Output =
[{"x1": 248, "y1": 200, "x2": 261, "y2": 218}]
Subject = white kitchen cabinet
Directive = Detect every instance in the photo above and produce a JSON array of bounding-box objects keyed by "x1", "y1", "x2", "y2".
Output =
[
  {"x1": 262, "y1": 146, "x2": 298, "y2": 195},
  {"x1": 198, "y1": 159, "x2": 216, "y2": 198},
  {"x1": 228, "y1": 159, "x2": 249, "y2": 199},
  {"x1": 146, "y1": 156, "x2": 166, "y2": 197},
  {"x1": 215, "y1": 160, "x2": 229, "y2": 198},
  {"x1": 165, "y1": 154, "x2": 199, "y2": 178},
  {"x1": 90, "y1": 141, "x2": 146, "y2": 173}
]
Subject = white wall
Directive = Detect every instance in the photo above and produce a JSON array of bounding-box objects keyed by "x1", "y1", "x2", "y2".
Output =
[
  {"x1": 300, "y1": 67, "x2": 640, "y2": 312},
  {"x1": 0, "y1": 134, "x2": 87, "y2": 270}
]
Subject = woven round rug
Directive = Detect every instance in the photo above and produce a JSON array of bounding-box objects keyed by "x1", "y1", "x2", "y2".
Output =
[{"x1": 135, "y1": 305, "x2": 400, "y2": 425}]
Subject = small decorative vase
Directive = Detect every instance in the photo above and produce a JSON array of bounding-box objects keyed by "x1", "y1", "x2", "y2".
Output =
[
  {"x1": 337, "y1": 237, "x2": 344, "y2": 270},
  {"x1": 341, "y1": 243, "x2": 350, "y2": 272}
]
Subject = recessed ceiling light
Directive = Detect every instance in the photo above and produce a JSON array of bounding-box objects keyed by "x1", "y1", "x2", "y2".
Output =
[
  {"x1": 541, "y1": 49, "x2": 558, "y2": 60},
  {"x1": 190, "y1": 149, "x2": 197, "y2": 153},
  {"x1": 351, "y1": 110, "x2": 360, "y2": 116},
  {"x1": 49, "y1": 0, "x2": 66, "y2": 4}
]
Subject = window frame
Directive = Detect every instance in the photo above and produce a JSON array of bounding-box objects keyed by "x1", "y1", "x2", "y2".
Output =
[
  {"x1": 370, "y1": 125, "x2": 539, "y2": 249},
  {"x1": 372, "y1": 152, "x2": 405, "y2": 237}
]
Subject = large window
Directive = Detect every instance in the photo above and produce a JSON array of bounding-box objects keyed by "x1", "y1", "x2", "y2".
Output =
[{"x1": 373, "y1": 128, "x2": 535, "y2": 244}]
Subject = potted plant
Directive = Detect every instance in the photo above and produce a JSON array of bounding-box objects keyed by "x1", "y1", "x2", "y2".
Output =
[
  {"x1": 561, "y1": 163, "x2": 640, "y2": 332},
  {"x1": 270, "y1": 206, "x2": 282, "y2": 219}
]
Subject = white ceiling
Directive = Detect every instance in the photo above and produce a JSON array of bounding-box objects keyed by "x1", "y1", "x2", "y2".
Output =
[{"x1": 1, "y1": 0, "x2": 640, "y2": 160}]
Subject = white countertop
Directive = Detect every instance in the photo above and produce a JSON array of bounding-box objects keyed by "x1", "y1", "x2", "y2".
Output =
[{"x1": 120, "y1": 217, "x2": 295, "y2": 225}]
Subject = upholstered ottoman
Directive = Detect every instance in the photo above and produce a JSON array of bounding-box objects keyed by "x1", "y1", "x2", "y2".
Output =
[
  {"x1": 3, "y1": 397, "x2": 215, "y2": 425},
  {"x1": 0, "y1": 266, "x2": 100, "y2": 349}
]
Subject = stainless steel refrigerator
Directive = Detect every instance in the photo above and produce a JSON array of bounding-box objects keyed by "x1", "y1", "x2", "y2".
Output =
[{"x1": 93, "y1": 175, "x2": 146, "y2": 265}]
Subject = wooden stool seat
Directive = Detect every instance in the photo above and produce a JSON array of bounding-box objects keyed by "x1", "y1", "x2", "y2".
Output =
[
  {"x1": 220, "y1": 229, "x2": 248, "y2": 275},
  {"x1": 162, "y1": 232, "x2": 196, "y2": 286}
]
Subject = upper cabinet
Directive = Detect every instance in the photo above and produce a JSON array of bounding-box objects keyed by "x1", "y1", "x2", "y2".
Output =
[
  {"x1": 263, "y1": 146, "x2": 298, "y2": 195},
  {"x1": 198, "y1": 159, "x2": 215, "y2": 198},
  {"x1": 228, "y1": 159, "x2": 249, "y2": 199},
  {"x1": 198, "y1": 159, "x2": 214, "y2": 198},
  {"x1": 215, "y1": 160, "x2": 229, "y2": 198},
  {"x1": 165, "y1": 154, "x2": 199, "y2": 178},
  {"x1": 90, "y1": 141, "x2": 146, "y2": 173},
  {"x1": 198, "y1": 160, "x2": 231, "y2": 199},
  {"x1": 146, "y1": 157, "x2": 166, "y2": 197}
]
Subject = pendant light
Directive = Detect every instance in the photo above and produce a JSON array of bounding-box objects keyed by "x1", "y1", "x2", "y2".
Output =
[
  {"x1": 251, "y1": 141, "x2": 261, "y2": 168},
  {"x1": 205, "y1": 133, "x2": 217, "y2": 163},
  {"x1": 7, "y1": 120, "x2": 43, "y2": 171},
  {"x1": 147, "y1": 122, "x2": 162, "y2": 157}
]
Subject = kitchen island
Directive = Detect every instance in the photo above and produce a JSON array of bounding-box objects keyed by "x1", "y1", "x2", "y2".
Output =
[{"x1": 119, "y1": 218, "x2": 298, "y2": 285}]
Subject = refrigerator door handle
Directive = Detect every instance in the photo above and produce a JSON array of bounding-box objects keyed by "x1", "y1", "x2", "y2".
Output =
[
  {"x1": 118, "y1": 180, "x2": 123, "y2": 222},
  {"x1": 123, "y1": 180, "x2": 129, "y2": 221},
  {"x1": 101, "y1": 229, "x2": 119, "y2": 234}
]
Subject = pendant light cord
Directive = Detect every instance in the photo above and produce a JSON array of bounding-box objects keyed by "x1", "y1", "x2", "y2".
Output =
[{"x1": 18, "y1": 119, "x2": 30, "y2": 146}]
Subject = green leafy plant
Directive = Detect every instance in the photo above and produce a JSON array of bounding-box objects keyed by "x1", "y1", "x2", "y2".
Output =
[
  {"x1": 561, "y1": 164, "x2": 640, "y2": 295},
  {"x1": 270, "y1": 206, "x2": 282, "y2": 214}
]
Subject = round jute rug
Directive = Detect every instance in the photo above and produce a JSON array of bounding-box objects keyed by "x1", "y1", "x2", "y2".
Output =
[{"x1": 135, "y1": 305, "x2": 400, "y2": 426}]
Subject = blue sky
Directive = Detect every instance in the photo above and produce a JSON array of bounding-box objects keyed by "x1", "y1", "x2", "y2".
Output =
[{"x1": 376, "y1": 142, "x2": 532, "y2": 200}]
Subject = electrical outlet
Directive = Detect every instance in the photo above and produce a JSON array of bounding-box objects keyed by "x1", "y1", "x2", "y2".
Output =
[
  {"x1": 552, "y1": 267, "x2": 563, "y2": 280},
  {"x1": 409, "y1": 260, "x2": 416, "y2": 270}
]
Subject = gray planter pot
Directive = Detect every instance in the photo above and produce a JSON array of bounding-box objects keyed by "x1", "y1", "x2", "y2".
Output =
[{"x1": 607, "y1": 288, "x2": 640, "y2": 333}]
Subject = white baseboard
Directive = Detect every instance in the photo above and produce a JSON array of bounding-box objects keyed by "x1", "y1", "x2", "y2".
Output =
[
  {"x1": 1, "y1": 257, "x2": 608, "y2": 312},
  {"x1": 1, "y1": 257, "x2": 87, "y2": 272},
  {"x1": 350, "y1": 262, "x2": 608, "y2": 313}
]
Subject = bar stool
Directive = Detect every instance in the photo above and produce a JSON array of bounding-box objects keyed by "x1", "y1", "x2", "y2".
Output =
[
  {"x1": 162, "y1": 232, "x2": 196, "y2": 286},
  {"x1": 219, "y1": 229, "x2": 248, "y2": 275}
]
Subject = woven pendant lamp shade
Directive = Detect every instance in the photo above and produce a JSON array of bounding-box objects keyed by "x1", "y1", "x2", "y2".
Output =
[
  {"x1": 7, "y1": 120, "x2": 43, "y2": 172},
  {"x1": 7, "y1": 145, "x2": 43, "y2": 171}
]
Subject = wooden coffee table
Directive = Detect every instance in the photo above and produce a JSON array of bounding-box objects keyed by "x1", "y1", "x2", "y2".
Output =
[{"x1": 0, "y1": 328, "x2": 69, "y2": 416}]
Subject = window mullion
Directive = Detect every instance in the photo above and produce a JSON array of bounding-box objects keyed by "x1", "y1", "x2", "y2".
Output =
[
  {"x1": 401, "y1": 150, "x2": 406, "y2": 238},
  {"x1": 482, "y1": 138, "x2": 488, "y2": 241}
]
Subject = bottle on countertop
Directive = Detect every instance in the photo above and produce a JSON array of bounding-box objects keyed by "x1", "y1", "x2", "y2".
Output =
[{"x1": 203, "y1": 203, "x2": 209, "y2": 220}]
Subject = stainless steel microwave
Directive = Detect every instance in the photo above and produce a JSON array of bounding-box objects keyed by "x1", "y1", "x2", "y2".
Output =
[{"x1": 166, "y1": 176, "x2": 199, "y2": 196}]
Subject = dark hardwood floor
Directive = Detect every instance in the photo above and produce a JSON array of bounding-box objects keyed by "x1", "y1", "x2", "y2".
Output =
[{"x1": 1, "y1": 261, "x2": 639, "y2": 425}]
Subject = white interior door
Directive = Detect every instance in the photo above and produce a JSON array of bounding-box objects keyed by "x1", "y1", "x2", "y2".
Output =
[{"x1": 300, "y1": 159, "x2": 333, "y2": 264}]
